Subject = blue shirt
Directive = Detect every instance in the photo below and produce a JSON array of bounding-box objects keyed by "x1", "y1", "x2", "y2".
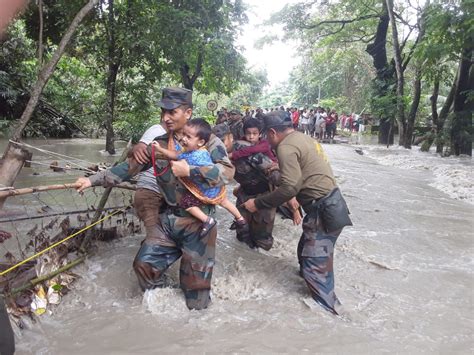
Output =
[{"x1": 177, "y1": 148, "x2": 222, "y2": 199}]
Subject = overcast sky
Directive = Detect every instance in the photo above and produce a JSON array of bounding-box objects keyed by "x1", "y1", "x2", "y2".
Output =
[{"x1": 237, "y1": 0, "x2": 301, "y2": 88}]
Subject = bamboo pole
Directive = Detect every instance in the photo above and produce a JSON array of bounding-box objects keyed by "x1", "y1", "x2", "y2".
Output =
[
  {"x1": 10, "y1": 256, "x2": 85, "y2": 295},
  {"x1": 0, "y1": 182, "x2": 136, "y2": 199},
  {"x1": 0, "y1": 205, "x2": 129, "y2": 223}
]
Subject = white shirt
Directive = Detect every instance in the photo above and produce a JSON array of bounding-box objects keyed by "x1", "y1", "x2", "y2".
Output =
[
  {"x1": 300, "y1": 113, "x2": 309, "y2": 125},
  {"x1": 136, "y1": 124, "x2": 166, "y2": 193}
]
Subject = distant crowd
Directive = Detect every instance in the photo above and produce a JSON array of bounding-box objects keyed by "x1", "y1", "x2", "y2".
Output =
[{"x1": 216, "y1": 106, "x2": 369, "y2": 141}]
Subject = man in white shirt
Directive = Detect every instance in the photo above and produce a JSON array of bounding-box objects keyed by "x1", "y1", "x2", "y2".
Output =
[{"x1": 132, "y1": 123, "x2": 166, "y2": 250}]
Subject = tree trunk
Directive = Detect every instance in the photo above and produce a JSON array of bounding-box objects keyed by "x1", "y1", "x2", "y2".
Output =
[
  {"x1": 430, "y1": 77, "x2": 439, "y2": 127},
  {"x1": 366, "y1": 1, "x2": 389, "y2": 73},
  {"x1": 436, "y1": 75, "x2": 456, "y2": 154},
  {"x1": 180, "y1": 64, "x2": 193, "y2": 90},
  {"x1": 104, "y1": 61, "x2": 119, "y2": 155},
  {"x1": 450, "y1": 45, "x2": 473, "y2": 156},
  {"x1": 366, "y1": 1, "x2": 395, "y2": 145},
  {"x1": 405, "y1": 66, "x2": 422, "y2": 149},
  {"x1": 386, "y1": 0, "x2": 406, "y2": 146},
  {"x1": 0, "y1": 144, "x2": 31, "y2": 208},
  {"x1": 179, "y1": 50, "x2": 204, "y2": 91},
  {"x1": 104, "y1": 0, "x2": 121, "y2": 155},
  {"x1": 0, "y1": 0, "x2": 99, "y2": 209},
  {"x1": 421, "y1": 77, "x2": 439, "y2": 152},
  {"x1": 378, "y1": 120, "x2": 394, "y2": 145},
  {"x1": 37, "y1": 0, "x2": 44, "y2": 67}
]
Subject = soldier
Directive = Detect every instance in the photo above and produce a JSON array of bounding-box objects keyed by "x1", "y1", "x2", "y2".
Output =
[
  {"x1": 227, "y1": 110, "x2": 244, "y2": 140},
  {"x1": 75, "y1": 87, "x2": 234, "y2": 310},
  {"x1": 213, "y1": 122, "x2": 280, "y2": 250},
  {"x1": 242, "y1": 111, "x2": 352, "y2": 315}
]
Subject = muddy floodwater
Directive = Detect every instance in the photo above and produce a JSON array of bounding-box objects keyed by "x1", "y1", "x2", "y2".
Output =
[{"x1": 1, "y1": 138, "x2": 472, "y2": 354}]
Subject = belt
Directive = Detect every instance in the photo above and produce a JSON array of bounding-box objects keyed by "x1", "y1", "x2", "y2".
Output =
[
  {"x1": 167, "y1": 204, "x2": 215, "y2": 217},
  {"x1": 302, "y1": 188, "x2": 338, "y2": 214}
]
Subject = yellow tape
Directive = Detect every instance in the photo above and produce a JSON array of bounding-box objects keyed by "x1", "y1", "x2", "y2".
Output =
[{"x1": 0, "y1": 208, "x2": 126, "y2": 277}]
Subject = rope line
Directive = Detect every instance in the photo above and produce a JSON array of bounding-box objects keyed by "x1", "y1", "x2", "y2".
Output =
[
  {"x1": 10, "y1": 140, "x2": 97, "y2": 171},
  {"x1": 24, "y1": 160, "x2": 95, "y2": 173},
  {"x1": 0, "y1": 207, "x2": 127, "y2": 277}
]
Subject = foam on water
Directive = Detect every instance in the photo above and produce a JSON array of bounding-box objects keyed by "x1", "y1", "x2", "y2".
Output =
[{"x1": 362, "y1": 144, "x2": 473, "y2": 204}]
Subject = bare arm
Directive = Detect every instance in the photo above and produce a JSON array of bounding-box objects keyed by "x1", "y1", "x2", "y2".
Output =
[{"x1": 152, "y1": 141, "x2": 179, "y2": 160}]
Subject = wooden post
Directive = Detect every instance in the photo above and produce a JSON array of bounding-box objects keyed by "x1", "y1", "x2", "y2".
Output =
[
  {"x1": 0, "y1": 144, "x2": 31, "y2": 209},
  {"x1": 79, "y1": 142, "x2": 131, "y2": 253}
]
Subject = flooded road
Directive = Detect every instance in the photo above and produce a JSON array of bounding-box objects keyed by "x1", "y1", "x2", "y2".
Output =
[{"x1": 3, "y1": 139, "x2": 472, "y2": 354}]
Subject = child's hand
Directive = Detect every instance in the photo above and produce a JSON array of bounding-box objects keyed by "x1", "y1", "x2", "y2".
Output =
[
  {"x1": 152, "y1": 141, "x2": 167, "y2": 159},
  {"x1": 152, "y1": 141, "x2": 163, "y2": 152}
]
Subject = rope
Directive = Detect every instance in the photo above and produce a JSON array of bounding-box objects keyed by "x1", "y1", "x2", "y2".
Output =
[
  {"x1": 10, "y1": 140, "x2": 97, "y2": 171},
  {"x1": 24, "y1": 160, "x2": 95, "y2": 173},
  {"x1": 0, "y1": 207, "x2": 127, "y2": 277}
]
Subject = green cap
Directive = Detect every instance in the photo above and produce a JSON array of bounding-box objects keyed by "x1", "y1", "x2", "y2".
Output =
[
  {"x1": 212, "y1": 123, "x2": 231, "y2": 140},
  {"x1": 157, "y1": 87, "x2": 193, "y2": 110},
  {"x1": 263, "y1": 110, "x2": 293, "y2": 131}
]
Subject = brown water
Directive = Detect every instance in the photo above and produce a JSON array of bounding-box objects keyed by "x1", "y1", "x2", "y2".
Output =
[{"x1": 1, "y1": 138, "x2": 472, "y2": 354}]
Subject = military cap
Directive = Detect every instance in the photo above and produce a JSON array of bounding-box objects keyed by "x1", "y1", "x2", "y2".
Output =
[
  {"x1": 263, "y1": 110, "x2": 293, "y2": 131},
  {"x1": 157, "y1": 87, "x2": 193, "y2": 110},
  {"x1": 229, "y1": 109, "x2": 242, "y2": 116},
  {"x1": 212, "y1": 123, "x2": 231, "y2": 140}
]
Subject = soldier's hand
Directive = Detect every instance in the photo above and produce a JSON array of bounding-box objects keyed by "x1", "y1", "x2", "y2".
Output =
[
  {"x1": 292, "y1": 210, "x2": 302, "y2": 226},
  {"x1": 171, "y1": 159, "x2": 190, "y2": 177},
  {"x1": 287, "y1": 197, "x2": 300, "y2": 211},
  {"x1": 74, "y1": 177, "x2": 91, "y2": 193},
  {"x1": 242, "y1": 198, "x2": 257, "y2": 213},
  {"x1": 132, "y1": 142, "x2": 150, "y2": 165}
]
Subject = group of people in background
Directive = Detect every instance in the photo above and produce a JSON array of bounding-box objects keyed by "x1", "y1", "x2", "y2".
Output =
[{"x1": 216, "y1": 106, "x2": 367, "y2": 143}]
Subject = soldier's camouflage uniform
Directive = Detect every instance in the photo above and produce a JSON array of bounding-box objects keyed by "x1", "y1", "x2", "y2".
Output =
[
  {"x1": 228, "y1": 119, "x2": 244, "y2": 141},
  {"x1": 89, "y1": 133, "x2": 234, "y2": 310},
  {"x1": 232, "y1": 140, "x2": 280, "y2": 250}
]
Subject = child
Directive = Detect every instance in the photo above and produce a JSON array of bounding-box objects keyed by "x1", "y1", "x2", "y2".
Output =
[
  {"x1": 230, "y1": 118, "x2": 302, "y2": 225},
  {"x1": 152, "y1": 118, "x2": 247, "y2": 237},
  {"x1": 230, "y1": 118, "x2": 277, "y2": 162}
]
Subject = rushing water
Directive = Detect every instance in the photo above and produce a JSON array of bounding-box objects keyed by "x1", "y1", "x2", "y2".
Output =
[{"x1": 2, "y1": 138, "x2": 472, "y2": 354}]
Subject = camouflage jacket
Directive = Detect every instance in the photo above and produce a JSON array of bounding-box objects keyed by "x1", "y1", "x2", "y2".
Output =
[
  {"x1": 89, "y1": 133, "x2": 235, "y2": 207},
  {"x1": 232, "y1": 140, "x2": 280, "y2": 196},
  {"x1": 228, "y1": 119, "x2": 244, "y2": 141}
]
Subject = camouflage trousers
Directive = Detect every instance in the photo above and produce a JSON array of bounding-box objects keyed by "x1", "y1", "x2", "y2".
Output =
[
  {"x1": 236, "y1": 188, "x2": 275, "y2": 250},
  {"x1": 134, "y1": 188, "x2": 162, "y2": 228},
  {"x1": 133, "y1": 209, "x2": 216, "y2": 310},
  {"x1": 297, "y1": 205, "x2": 343, "y2": 315}
]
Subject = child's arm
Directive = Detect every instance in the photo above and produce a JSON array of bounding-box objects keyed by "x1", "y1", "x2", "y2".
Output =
[
  {"x1": 151, "y1": 141, "x2": 179, "y2": 161},
  {"x1": 231, "y1": 140, "x2": 271, "y2": 161}
]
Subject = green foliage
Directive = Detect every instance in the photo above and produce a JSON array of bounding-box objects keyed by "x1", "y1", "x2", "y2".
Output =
[{"x1": 1, "y1": 0, "x2": 254, "y2": 142}]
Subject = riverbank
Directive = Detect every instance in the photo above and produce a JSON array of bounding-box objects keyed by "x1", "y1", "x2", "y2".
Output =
[{"x1": 12, "y1": 141, "x2": 474, "y2": 354}]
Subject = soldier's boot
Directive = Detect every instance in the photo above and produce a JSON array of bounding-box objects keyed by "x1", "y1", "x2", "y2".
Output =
[
  {"x1": 235, "y1": 219, "x2": 255, "y2": 249},
  {"x1": 253, "y1": 235, "x2": 274, "y2": 251},
  {"x1": 183, "y1": 289, "x2": 211, "y2": 310}
]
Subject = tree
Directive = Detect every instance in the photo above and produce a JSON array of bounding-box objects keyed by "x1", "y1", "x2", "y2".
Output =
[
  {"x1": 152, "y1": 0, "x2": 248, "y2": 94},
  {"x1": 0, "y1": 0, "x2": 99, "y2": 208},
  {"x1": 416, "y1": 0, "x2": 473, "y2": 155}
]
